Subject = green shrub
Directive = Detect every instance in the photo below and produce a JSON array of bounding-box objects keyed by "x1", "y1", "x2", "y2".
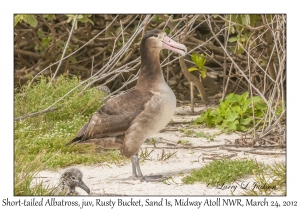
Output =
[{"x1": 194, "y1": 92, "x2": 267, "y2": 132}]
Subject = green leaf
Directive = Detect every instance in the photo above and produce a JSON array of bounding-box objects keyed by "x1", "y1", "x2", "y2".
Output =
[
  {"x1": 117, "y1": 41, "x2": 123, "y2": 46},
  {"x1": 200, "y1": 67, "x2": 207, "y2": 78},
  {"x1": 249, "y1": 15, "x2": 257, "y2": 27},
  {"x1": 41, "y1": 37, "x2": 51, "y2": 47},
  {"x1": 70, "y1": 56, "x2": 77, "y2": 63},
  {"x1": 228, "y1": 120, "x2": 239, "y2": 130},
  {"x1": 88, "y1": 19, "x2": 94, "y2": 25},
  {"x1": 233, "y1": 105, "x2": 242, "y2": 115},
  {"x1": 252, "y1": 96, "x2": 262, "y2": 103},
  {"x1": 37, "y1": 29, "x2": 45, "y2": 38},
  {"x1": 228, "y1": 37, "x2": 238, "y2": 43},
  {"x1": 212, "y1": 115, "x2": 223, "y2": 124},
  {"x1": 242, "y1": 15, "x2": 248, "y2": 25},
  {"x1": 34, "y1": 45, "x2": 40, "y2": 51},
  {"x1": 56, "y1": 53, "x2": 63, "y2": 61},
  {"x1": 164, "y1": 28, "x2": 170, "y2": 35},
  {"x1": 255, "y1": 102, "x2": 267, "y2": 111},
  {"x1": 230, "y1": 26, "x2": 235, "y2": 34},
  {"x1": 115, "y1": 27, "x2": 121, "y2": 35},
  {"x1": 56, "y1": 40, "x2": 65, "y2": 45},
  {"x1": 240, "y1": 117, "x2": 253, "y2": 125},
  {"x1": 43, "y1": 14, "x2": 55, "y2": 20},
  {"x1": 191, "y1": 53, "x2": 198, "y2": 64},
  {"x1": 239, "y1": 125, "x2": 247, "y2": 131},
  {"x1": 188, "y1": 67, "x2": 199, "y2": 72},
  {"x1": 225, "y1": 93, "x2": 240, "y2": 103},
  {"x1": 66, "y1": 16, "x2": 73, "y2": 23},
  {"x1": 80, "y1": 16, "x2": 88, "y2": 22},
  {"x1": 14, "y1": 15, "x2": 24, "y2": 26},
  {"x1": 237, "y1": 42, "x2": 244, "y2": 54},
  {"x1": 240, "y1": 92, "x2": 249, "y2": 102},
  {"x1": 25, "y1": 15, "x2": 38, "y2": 27},
  {"x1": 191, "y1": 53, "x2": 204, "y2": 69},
  {"x1": 224, "y1": 111, "x2": 239, "y2": 122},
  {"x1": 243, "y1": 98, "x2": 252, "y2": 111}
]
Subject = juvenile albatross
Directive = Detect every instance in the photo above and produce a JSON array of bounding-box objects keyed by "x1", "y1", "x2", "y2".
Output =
[
  {"x1": 59, "y1": 168, "x2": 90, "y2": 195},
  {"x1": 66, "y1": 29, "x2": 187, "y2": 181}
]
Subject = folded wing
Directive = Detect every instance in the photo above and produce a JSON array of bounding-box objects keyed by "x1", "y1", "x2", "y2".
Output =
[{"x1": 66, "y1": 89, "x2": 153, "y2": 146}]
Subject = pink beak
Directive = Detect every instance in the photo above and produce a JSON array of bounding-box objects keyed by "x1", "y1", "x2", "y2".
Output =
[{"x1": 162, "y1": 35, "x2": 187, "y2": 56}]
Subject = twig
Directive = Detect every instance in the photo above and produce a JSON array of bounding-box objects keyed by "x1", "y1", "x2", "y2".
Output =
[
  {"x1": 14, "y1": 107, "x2": 60, "y2": 121},
  {"x1": 27, "y1": 15, "x2": 120, "y2": 87},
  {"x1": 167, "y1": 121, "x2": 192, "y2": 125},
  {"x1": 49, "y1": 14, "x2": 77, "y2": 85},
  {"x1": 244, "y1": 151, "x2": 286, "y2": 155},
  {"x1": 145, "y1": 144, "x2": 230, "y2": 150}
]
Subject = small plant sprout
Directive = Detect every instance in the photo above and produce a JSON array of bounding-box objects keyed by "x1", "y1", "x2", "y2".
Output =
[
  {"x1": 177, "y1": 140, "x2": 190, "y2": 145},
  {"x1": 179, "y1": 128, "x2": 218, "y2": 140},
  {"x1": 139, "y1": 148, "x2": 154, "y2": 163},
  {"x1": 188, "y1": 53, "x2": 207, "y2": 78},
  {"x1": 157, "y1": 149, "x2": 177, "y2": 161},
  {"x1": 149, "y1": 138, "x2": 157, "y2": 147}
]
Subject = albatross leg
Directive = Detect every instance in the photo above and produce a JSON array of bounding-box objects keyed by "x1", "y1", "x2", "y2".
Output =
[
  {"x1": 131, "y1": 154, "x2": 164, "y2": 182},
  {"x1": 131, "y1": 156, "x2": 139, "y2": 179}
]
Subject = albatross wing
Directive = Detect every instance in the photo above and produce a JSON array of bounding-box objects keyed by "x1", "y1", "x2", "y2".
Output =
[{"x1": 66, "y1": 89, "x2": 153, "y2": 147}]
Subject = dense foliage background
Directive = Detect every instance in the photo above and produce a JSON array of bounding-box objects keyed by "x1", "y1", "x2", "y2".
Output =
[{"x1": 14, "y1": 14, "x2": 286, "y2": 143}]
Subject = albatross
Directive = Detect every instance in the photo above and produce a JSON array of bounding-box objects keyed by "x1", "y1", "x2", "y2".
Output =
[
  {"x1": 66, "y1": 29, "x2": 187, "y2": 181},
  {"x1": 59, "y1": 168, "x2": 90, "y2": 195}
]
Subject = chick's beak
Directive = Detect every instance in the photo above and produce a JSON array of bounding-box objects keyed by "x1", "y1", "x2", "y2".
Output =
[{"x1": 78, "y1": 179, "x2": 90, "y2": 194}]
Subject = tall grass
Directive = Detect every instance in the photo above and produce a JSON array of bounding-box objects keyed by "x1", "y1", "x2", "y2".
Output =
[{"x1": 14, "y1": 75, "x2": 127, "y2": 195}]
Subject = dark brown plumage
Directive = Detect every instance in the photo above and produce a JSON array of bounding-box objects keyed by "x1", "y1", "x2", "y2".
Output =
[{"x1": 66, "y1": 89, "x2": 153, "y2": 150}]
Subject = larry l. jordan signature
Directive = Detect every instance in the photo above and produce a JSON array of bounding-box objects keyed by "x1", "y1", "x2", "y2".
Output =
[{"x1": 206, "y1": 181, "x2": 276, "y2": 192}]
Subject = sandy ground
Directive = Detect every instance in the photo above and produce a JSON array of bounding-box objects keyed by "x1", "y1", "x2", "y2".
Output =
[{"x1": 32, "y1": 105, "x2": 286, "y2": 196}]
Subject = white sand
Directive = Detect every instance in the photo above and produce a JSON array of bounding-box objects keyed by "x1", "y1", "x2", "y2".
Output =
[{"x1": 33, "y1": 106, "x2": 285, "y2": 196}]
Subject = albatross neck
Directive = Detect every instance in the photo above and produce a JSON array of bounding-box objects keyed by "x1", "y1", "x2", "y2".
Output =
[{"x1": 136, "y1": 49, "x2": 165, "y2": 90}]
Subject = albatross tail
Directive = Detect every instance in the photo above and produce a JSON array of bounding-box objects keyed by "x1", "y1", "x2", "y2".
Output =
[{"x1": 65, "y1": 136, "x2": 82, "y2": 146}]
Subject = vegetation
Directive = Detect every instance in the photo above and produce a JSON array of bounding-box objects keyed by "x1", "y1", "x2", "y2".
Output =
[
  {"x1": 188, "y1": 53, "x2": 207, "y2": 78},
  {"x1": 182, "y1": 159, "x2": 259, "y2": 185},
  {"x1": 182, "y1": 158, "x2": 286, "y2": 195},
  {"x1": 243, "y1": 161, "x2": 286, "y2": 195},
  {"x1": 193, "y1": 92, "x2": 268, "y2": 132},
  {"x1": 14, "y1": 76, "x2": 127, "y2": 194},
  {"x1": 14, "y1": 151, "x2": 58, "y2": 195},
  {"x1": 180, "y1": 128, "x2": 218, "y2": 140},
  {"x1": 15, "y1": 75, "x2": 127, "y2": 169}
]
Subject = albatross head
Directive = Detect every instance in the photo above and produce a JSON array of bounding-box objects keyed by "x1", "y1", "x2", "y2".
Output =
[
  {"x1": 60, "y1": 168, "x2": 90, "y2": 194},
  {"x1": 141, "y1": 29, "x2": 187, "y2": 56}
]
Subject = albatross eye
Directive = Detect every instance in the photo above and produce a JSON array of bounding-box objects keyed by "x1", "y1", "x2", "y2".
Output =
[{"x1": 153, "y1": 34, "x2": 158, "y2": 38}]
